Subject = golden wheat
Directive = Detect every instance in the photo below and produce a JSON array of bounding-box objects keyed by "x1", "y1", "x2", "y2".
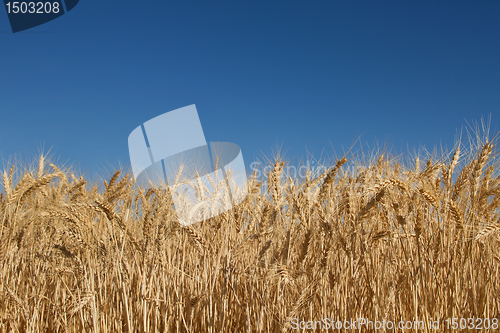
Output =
[{"x1": 0, "y1": 132, "x2": 499, "y2": 332}]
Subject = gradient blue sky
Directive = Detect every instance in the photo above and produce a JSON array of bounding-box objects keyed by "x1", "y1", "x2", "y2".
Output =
[{"x1": 1, "y1": 0, "x2": 499, "y2": 177}]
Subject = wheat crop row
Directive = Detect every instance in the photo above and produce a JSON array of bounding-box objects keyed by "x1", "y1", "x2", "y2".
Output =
[{"x1": 1, "y1": 132, "x2": 500, "y2": 332}]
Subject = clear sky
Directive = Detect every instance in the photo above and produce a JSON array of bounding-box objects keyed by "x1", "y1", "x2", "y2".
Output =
[{"x1": 1, "y1": 0, "x2": 499, "y2": 178}]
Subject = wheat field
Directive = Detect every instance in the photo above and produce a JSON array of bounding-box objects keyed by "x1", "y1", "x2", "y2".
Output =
[{"x1": 1, "y1": 131, "x2": 500, "y2": 332}]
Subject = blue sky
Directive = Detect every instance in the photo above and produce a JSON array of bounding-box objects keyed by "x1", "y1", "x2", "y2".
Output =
[{"x1": 1, "y1": 0, "x2": 499, "y2": 178}]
